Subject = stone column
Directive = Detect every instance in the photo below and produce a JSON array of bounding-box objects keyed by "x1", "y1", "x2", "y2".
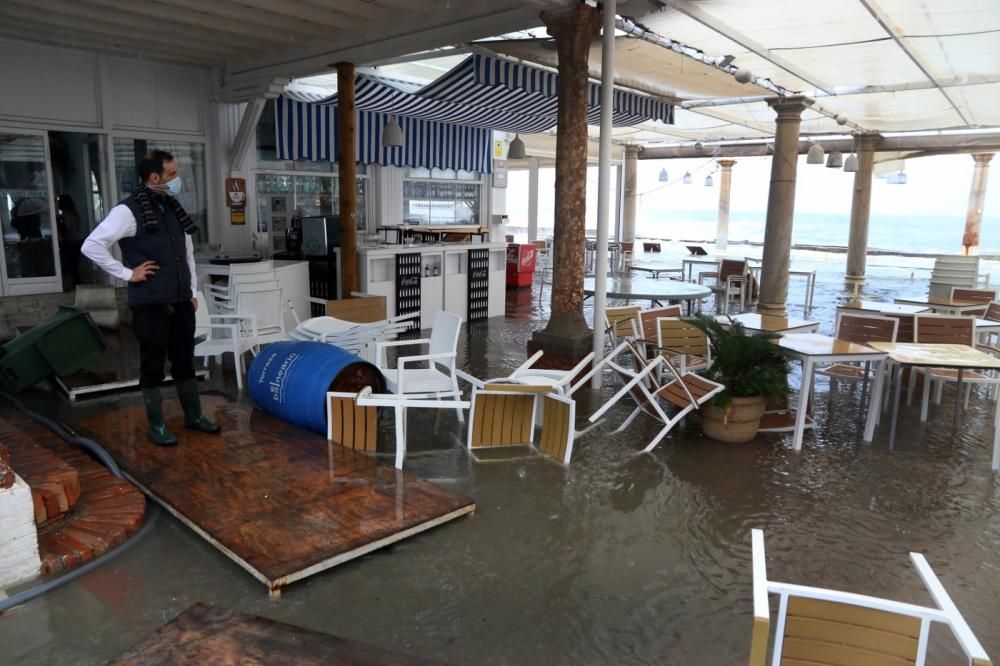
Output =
[
  {"x1": 715, "y1": 159, "x2": 736, "y2": 253},
  {"x1": 845, "y1": 132, "x2": 880, "y2": 283},
  {"x1": 527, "y1": 157, "x2": 539, "y2": 242},
  {"x1": 622, "y1": 145, "x2": 639, "y2": 243},
  {"x1": 337, "y1": 62, "x2": 359, "y2": 297},
  {"x1": 962, "y1": 153, "x2": 994, "y2": 255},
  {"x1": 757, "y1": 96, "x2": 812, "y2": 317},
  {"x1": 528, "y1": 3, "x2": 601, "y2": 367}
]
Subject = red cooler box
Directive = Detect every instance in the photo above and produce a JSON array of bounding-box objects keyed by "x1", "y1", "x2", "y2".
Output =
[{"x1": 506, "y1": 243, "x2": 537, "y2": 287}]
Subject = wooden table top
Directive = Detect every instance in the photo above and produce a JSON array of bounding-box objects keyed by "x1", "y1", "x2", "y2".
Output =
[
  {"x1": 838, "y1": 300, "x2": 930, "y2": 315},
  {"x1": 868, "y1": 342, "x2": 1000, "y2": 369},
  {"x1": 778, "y1": 333, "x2": 885, "y2": 357},
  {"x1": 892, "y1": 295, "x2": 984, "y2": 309},
  {"x1": 722, "y1": 313, "x2": 819, "y2": 333}
]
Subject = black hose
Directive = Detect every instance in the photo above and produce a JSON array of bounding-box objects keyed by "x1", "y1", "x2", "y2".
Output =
[{"x1": 0, "y1": 390, "x2": 157, "y2": 614}]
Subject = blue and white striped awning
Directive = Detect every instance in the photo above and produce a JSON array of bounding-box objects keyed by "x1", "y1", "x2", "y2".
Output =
[{"x1": 276, "y1": 53, "x2": 674, "y2": 168}]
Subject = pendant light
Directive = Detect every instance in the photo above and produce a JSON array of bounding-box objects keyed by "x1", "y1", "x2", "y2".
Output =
[
  {"x1": 658, "y1": 168, "x2": 669, "y2": 182},
  {"x1": 507, "y1": 134, "x2": 526, "y2": 159},
  {"x1": 682, "y1": 171, "x2": 693, "y2": 184},
  {"x1": 806, "y1": 141, "x2": 824, "y2": 164},
  {"x1": 381, "y1": 115, "x2": 403, "y2": 147},
  {"x1": 704, "y1": 174, "x2": 714, "y2": 187},
  {"x1": 826, "y1": 151, "x2": 843, "y2": 168},
  {"x1": 843, "y1": 134, "x2": 858, "y2": 172}
]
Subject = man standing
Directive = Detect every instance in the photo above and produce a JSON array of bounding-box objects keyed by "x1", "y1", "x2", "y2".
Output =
[{"x1": 83, "y1": 150, "x2": 219, "y2": 445}]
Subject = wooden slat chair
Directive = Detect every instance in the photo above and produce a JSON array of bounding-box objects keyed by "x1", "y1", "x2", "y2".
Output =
[
  {"x1": 573, "y1": 341, "x2": 723, "y2": 453},
  {"x1": 656, "y1": 317, "x2": 712, "y2": 374},
  {"x1": 951, "y1": 287, "x2": 996, "y2": 317},
  {"x1": 467, "y1": 382, "x2": 577, "y2": 465},
  {"x1": 750, "y1": 529, "x2": 992, "y2": 666},
  {"x1": 699, "y1": 258, "x2": 750, "y2": 313},
  {"x1": 327, "y1": 387, "x2": 471, "y2": 469},
  {"x1": 815, "y1": 313, "x2": 897, "y2": 398},
  {"x1": 909, "y1": 314, "x2": 1000, "y2": 419},
  {"x1": 637, "y1": 304, "x2": 684, "y2": 342},
  {"x1": 604, "y1": 305, "x2": 642, "y2": 347}
]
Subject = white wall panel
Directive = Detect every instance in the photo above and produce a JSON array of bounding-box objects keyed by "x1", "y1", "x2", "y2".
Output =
[
  {"x1": 107, "y1": 57, "x2": 205, "y2": 134},
  {"x1": 0, "y1": 39, "x2": 99, "y2": 126}
]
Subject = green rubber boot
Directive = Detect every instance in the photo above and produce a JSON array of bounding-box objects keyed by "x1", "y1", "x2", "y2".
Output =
[
  {"x1": 142, "y1": 387, "x2": 178, "y2": 447},
  {"x1": 176, "y1": 379, "x2": 220, "y2": 434}
]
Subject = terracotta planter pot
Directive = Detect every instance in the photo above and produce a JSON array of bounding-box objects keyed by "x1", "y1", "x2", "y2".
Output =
[{"x1": 701, "y1": 395, "x2": 767, "y2": 443}]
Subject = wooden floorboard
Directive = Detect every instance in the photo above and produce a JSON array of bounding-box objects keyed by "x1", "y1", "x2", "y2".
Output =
[
  {"x1": 110, "y1": 602, "x2": 440, "y2": 665},
  {"x1": 75, "y1": 395, "x2": 475, "y2": 595}
]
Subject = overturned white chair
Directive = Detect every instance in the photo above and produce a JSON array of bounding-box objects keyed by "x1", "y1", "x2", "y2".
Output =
[
  {"x1": 573, "y1": 340, "x2": 723, "y2": 453},
  {"x1": 466, "y1": 381, "x2": 577, "y2": 465},
  {"x1": 750, "y1": 528, "x2": 991, "y2": 666},
  {"x1": 326, "y1": 387, "x2": 470, "y2": 470}
]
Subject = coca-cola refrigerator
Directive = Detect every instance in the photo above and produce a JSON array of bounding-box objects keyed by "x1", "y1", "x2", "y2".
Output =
[{"x1": 505, "y1": 243, "x2": 537, "y2": 288}]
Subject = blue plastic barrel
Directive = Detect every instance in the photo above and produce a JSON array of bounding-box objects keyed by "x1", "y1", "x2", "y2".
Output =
[{"x1": 248, "y1": 341, "x2": 384, "y2": 435}]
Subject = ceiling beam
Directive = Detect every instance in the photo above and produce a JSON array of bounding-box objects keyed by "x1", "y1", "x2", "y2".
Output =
[
  {"x1": 3, "y1": 0, "x2": 250, "y2": 55},
  {"x1": 0, "y1": 10, "x2": 234, "y2": 61},
  {"x1": 365, "y1": 47, "x2": 469, "y2": 68},
  {"x1": 0, "y1": 25, "x2": 209, "y2": 66},
  {"x1": 658, "y1": 0, "x2": 834, "y2": 94},
  {"x1": 856, "y1": 0, "x2": 971, "y2": 126},
  {"x1": 297, "y1": 0, "x2": 397, "y2": 21},
  {"x1": 73, "y1": 0, "x2": 314, "y2": 45},
  {"x1": 639, "y1": 132, "x2": 1000, "y2": 159},
  {"x1": 223, "y1": 0, "x2": 369, "y2": 32},
  {"x1": 157, "y1": 0, "x2": 347, "y2": 39},
  {"x1": 222, "y1": 4, "x2": 544, "y2": 93}
]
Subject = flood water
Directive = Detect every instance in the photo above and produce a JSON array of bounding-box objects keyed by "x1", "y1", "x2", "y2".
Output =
[{"x1": 1, "y1": 243, "x2": 998, "y2": 665}]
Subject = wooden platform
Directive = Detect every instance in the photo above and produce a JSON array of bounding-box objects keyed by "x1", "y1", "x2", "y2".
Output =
[
  {"x1": 111, "y1": 603, "x2": 438, "y2": 665},
  {"x1": 74, "y1": 396, "x2": 475, "y2": 597}
]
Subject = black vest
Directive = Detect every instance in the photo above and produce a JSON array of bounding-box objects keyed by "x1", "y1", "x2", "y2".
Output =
[{"x1": 118, "y1": 195, "x2": 192, "y2": 307}]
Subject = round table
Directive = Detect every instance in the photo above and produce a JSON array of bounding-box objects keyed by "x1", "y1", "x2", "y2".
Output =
[{"x1": 583, "y1": 276, "x2": 711, "y2": 309}]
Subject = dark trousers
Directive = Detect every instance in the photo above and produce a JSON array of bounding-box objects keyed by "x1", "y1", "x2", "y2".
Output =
[{"x1": 132, "y1": 301, "x2": 196, "y2": 389}]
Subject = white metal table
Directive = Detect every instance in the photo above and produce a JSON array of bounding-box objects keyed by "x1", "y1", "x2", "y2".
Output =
[
  {"x1": 583, "y1": 276, "x2": 711, "y2": 310},
  {"x1": 837, "y1": 300, "x2": 929, "y2": 316},
  {"x1": 777, "y1": 334, "x2": 888, "y2": 451},
  {"x1": 749, "y1": 265, "x2": 817, "y2": 313},
  {"x1": 869, "y1": 342, "x2": 1000, "y2": 470},
  {"x1": 892, "y1": 295, "x2": 987, "y2": 315}
]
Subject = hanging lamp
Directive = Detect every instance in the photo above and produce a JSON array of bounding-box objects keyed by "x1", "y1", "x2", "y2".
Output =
[
  {"x1": 704, "y1": 174, "x2": 714, "y2": 187},
  {"x1": 507, "y1": 134, "x2": 526, "y2": 159},
  {"x1": 682, "y1": 171, "x2": 693, "y2": 184},
  {"x1": 826, "y1": 151, "x2": 843, "y2": 168},
  {"x1": 806, "y1": 141, "x2": 824, "y2": 164},
  {"x1": 381, "y1": 116, "x2": 403, "y2": 147},
  {"x1": 658, "y1": 168, "x2": 669, "y2": 182}
]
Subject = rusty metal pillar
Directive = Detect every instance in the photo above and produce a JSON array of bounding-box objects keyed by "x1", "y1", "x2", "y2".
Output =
[
  {"x1": 962, "y1": 153, "x2": 994, "y2": 255},
  {"x1": 527, "y1": 3, "x2": 601, "y2": 368},
  {"x1": 337, "y1": 62, "x2": 359, "y2": 297},
  {"x1": 757, "y1": 95, "x2": 811, "y2": 318}
]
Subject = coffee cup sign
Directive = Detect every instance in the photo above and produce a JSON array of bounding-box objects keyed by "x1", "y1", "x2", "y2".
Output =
[{"x1": 226, "y1": 178, "x2": 247, "y2": 208}]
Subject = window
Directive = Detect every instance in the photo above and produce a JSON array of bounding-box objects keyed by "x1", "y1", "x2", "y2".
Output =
[
  {"x1": 0, "y1": 133, "x2": 56, "y2": 279},
  {"x1": 256, "y1": 173, "x2": 367, "y2": 254},
  {"x1": 113, "y1": 138, "x2": 208, "y2": 244},
  {"x1": 403, "y1": 169, "x2": 482, "y2": 226}
]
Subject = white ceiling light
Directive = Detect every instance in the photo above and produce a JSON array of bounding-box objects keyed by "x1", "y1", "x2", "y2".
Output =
[
  {"x1": 682, "y1": 171, "x2": 693, "y2": 184},
  {"x1": 658, "y1": 168, "x2": 669, "y2": 182},
  {"x1": 835, "y1": 114, "x2": 849, "y2": 126},
  {"x1": 704, "y1": 174, "x2": 714, "y2": 187},
  {"x1": 507, "y1": 133, "x2": 526, "y2": 159},
  {"x1": 381, "y1": 116, "x2": 403, "y2": 147},
  {"x1": 806, "y1": 142, "x2": 824, "y2": 164},
  {"x1": 826, "y1": 151, "x2": 843, "y2": 168},
  {"x1": 734, "y1": 68, "x2": 753, "y2": 84},
  {"x1": 843, "y1": 153, "x2": 859, "y2": 172}
]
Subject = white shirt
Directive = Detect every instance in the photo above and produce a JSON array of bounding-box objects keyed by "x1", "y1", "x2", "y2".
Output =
[{"x1": 82, "y1": 203, "x2": 197, "y2": 296}]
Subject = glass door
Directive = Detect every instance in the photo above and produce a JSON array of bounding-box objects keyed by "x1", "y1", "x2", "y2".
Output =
[{"x1": 0, "y1": 130, "x2": 61, "y2": 295}]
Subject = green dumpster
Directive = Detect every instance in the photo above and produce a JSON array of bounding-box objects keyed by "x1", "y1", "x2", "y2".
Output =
[{"x1": 0, "y1": 307, "x2": 107, "y2": 392}]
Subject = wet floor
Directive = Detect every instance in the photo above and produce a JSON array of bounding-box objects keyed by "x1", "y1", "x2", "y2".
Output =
[{"x1": 1, "y1": 244, "x2": 999, "y2": 665}]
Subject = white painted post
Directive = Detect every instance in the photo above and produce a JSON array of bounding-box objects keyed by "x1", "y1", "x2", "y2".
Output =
[
  {"x1": 591, "y1": 0, "x2": 615, "y2": 388},
  {"x1": 527, "y1": 156, "x2": 540, "y2": 242}
]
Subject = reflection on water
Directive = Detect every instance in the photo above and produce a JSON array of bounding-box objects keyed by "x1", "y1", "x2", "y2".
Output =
[{"x1": 2, "y1": 243, "x2": 998, "y2": 665}]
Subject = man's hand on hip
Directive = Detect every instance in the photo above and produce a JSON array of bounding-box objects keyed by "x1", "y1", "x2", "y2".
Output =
[
  {"x1": 128, "y1": 260, "x2": 158, "y2": 282},
  {"x1": 191, "y1": 297, "x2": 198, "y2": 311}
]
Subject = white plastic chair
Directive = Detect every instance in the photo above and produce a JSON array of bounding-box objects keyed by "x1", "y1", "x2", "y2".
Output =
[
  {"x1": 375, "y1": 310, "x2": 464, "y2": 421},
  {"x1": 234, "y1": 283, "x2": 285, "y2": 352},
  {"x1": 193, "y1": 288, "x2": 257, "y2": 391},
  {"x1": 509, "y1": 350, "x2": 596, "y2": 395},
  {"x1": 750, "y1": 529, "x2": 991, "y2": 666}
]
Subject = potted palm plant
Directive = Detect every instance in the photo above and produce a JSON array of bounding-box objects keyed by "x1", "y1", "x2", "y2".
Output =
[{"x1": 689, "y1": 315, "x2": 789, "y2": 443}]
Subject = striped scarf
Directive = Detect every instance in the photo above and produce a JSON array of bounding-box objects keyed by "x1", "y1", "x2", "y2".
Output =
[{"x1": 133, "y1": 185, "x2": 198, "y2": 235}]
